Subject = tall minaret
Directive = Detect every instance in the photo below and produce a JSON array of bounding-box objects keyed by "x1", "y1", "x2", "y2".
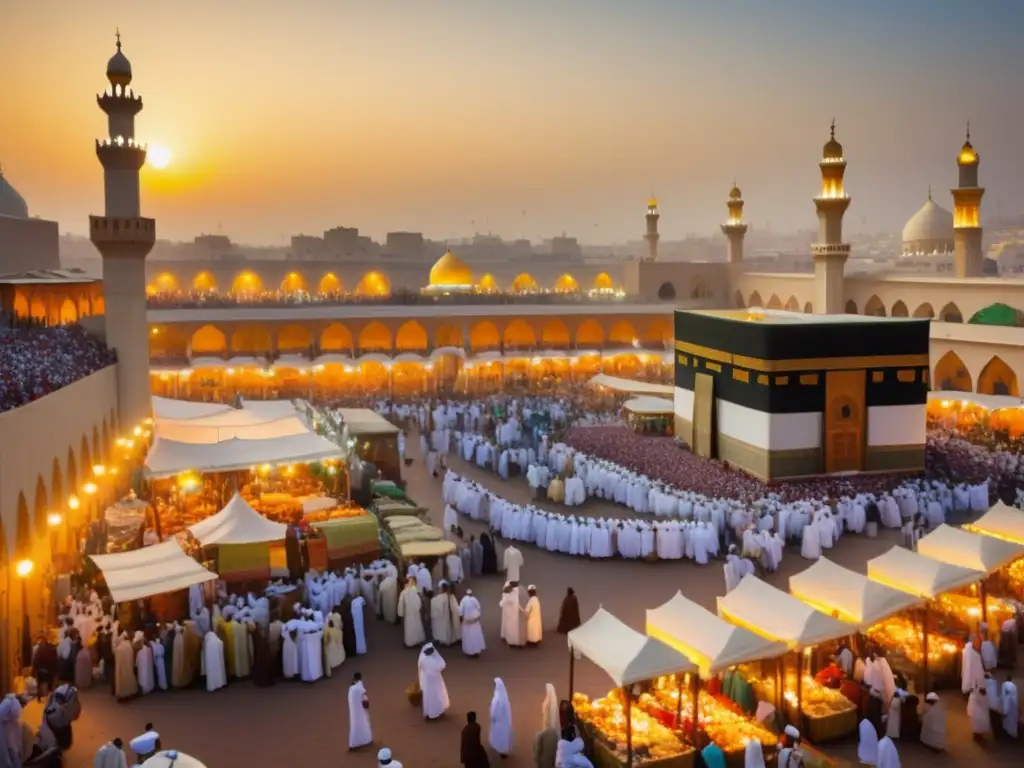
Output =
[
  {"x1": 721, "y1": 182, "x2": 748, "y2": 264},
  {"x1": 644, "y1": 196, "x2": 660, "y2": 261},
  {"x1": 89, "y1": 31, "x2": 155, "y2": 429},
  {"x1": 811, "y1": 120, "x2": 851, "y2": 315},
  {"x1": 951, "y1": 123, "x2": 985, "y2": 278}
]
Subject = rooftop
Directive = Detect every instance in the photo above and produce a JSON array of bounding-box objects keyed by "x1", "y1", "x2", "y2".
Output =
[{"x1": 682, "y1": 308, "x2": 924, "y2": 325}]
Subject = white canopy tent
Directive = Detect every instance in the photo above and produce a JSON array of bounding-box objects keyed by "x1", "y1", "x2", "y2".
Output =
[
  {"x1": 568, "y1": 607, "x2": 695, "y2": 688},
  {"x1": 866, "y1": 547, "x2": 983, "y2": 598},
  {"x1": 337, "y1": 408, "x2": 401, "y2": 436},
  {"x1": 154, "y1": 412, "x2": 312, "y2": 444},
  {"x1": 89, "y1": 540, "x2": 217, "y2": 603},
  {"x1": 966, "y1": 501, "x2": 1024, "y2": 546},
  {"x1": 152, "y1": 397, "x2": 233, "y2": 420},
  {"x1": 623, "y1": 396, "x2": 675, "y2": 415},
  {"x1": 717, "y1": 574, "x2": 856, "y2": 648},
  {"x1": 145, "y1": 432, "x2": 343, "y2": 478},
  {"x1": 188, "y1": 493, "x2": 288, "y2": 546},
  {"x1": 587, "y1": 374, "x2": 673, "y2": 396},
  {"x1": 788, "y1": 558, "x2": 922, "y2": 629},
  {"x1": 916, "y1": 523, "x2": 1024, "y2": 575},
  {"x1": 646, "y1": 592, "x2": 787, "y2": 678}
]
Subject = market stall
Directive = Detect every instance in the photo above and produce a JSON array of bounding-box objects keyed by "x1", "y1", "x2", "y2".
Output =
[
  {"x1": 568, "y1": 608, "x2": 697, "y2": 767},
  {"x1": 337, "y1": 407, "x2": 403, "y2": 483},
  {"x1": 717, "y1": 576, "x2": 858, "y2": 742},
  {"x1": 866, "y1": 547, "x2": 984, "y2": 689},
  {"x1": 789, "y1": 559, "x2": 922, "y2": 628},
  {"x1": 89, "y1": 539, "x2": 217, "y2": 606},
  {"x1": 102, "y1": 495, "x2": 152, "y2": 552},
  {"x1": 309, "y1": 514, "x2": 381, "y2": 568},
  {"x1": 965, "y1": 501, "x2": 1024, "y2": 546},
  {"x1": 184, "y1": 493, "x2": 289, "y2": 580},
  {"x1": 588, "y1": 374, "x2": 674, "y2": 396},
  {"x1": 623, "y1": 397, "x2": 674, "y2": 436}
]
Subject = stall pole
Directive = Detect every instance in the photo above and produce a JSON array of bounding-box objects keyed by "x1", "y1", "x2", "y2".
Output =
[
  {"x1": 921, "y1": 605, "x2": 930, "y2": 694},
  {"x1": 796, "y1": 651, "x2": 804, "y2": 730},
  {"x1": 568, "y1": 647, "x2": 575, "y2": 695},
  {"x1": 675, "y1": 675, "x2": 684, "y2": 726},
  {"x1": 980, "y1": 580, "x2": 988, "y2": 625},
  {"x1": 624, "y1": 686, "x2": 633, "y2": 768},
  {"x1": 690, "y1": 674, "x2": 700, "y2": 743}
]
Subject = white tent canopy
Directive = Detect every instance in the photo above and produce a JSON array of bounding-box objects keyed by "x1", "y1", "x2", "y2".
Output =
[
  {"x1": 587, "y1": 374, "x2": 673, "y2": 396},
  {"x1": 717, "y1": 575, "x2": 856, "y2": 648},
  {"x1": 154, "y1": 412, "x2": 312, "y2": 444},
  {"x1": 916, "y1": 523, "x2": 1024, "y2": 575},
  {"x1": 152, "y1": 397, "x2": 233, "y2": 420},
  {"x1": 337, "y1": 408, "x2": 401, "y2": 436},
  {"x1": 866, "y1": 547, "x2": 982, "y2": 599},
  {"x1": 145, "y1": 432, "x2": 343, "y2": 478},
  {"x1": 646, "y1": 592, "x2": 787, "y2": 678},
  {"x1": 89, "y1": 540, "x2": 217, "y2": 603},
  {"x1": 568, "y1": 607, "x2": 695, "y2": 687},
  {"x1": 966, "y1": 501, "x2": 1024, "y2": 546},
  {"x1": 623, "y1": 396, "x2": 675, "y2": 415},
  {"x1": 188, "y1": 493, "x2": 288, "y2": 546},
  {"x1": 789, "y1": 558, "x2": 922, "y2": 629}
]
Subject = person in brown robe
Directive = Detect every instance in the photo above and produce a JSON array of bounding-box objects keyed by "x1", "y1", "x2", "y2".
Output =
[
  {"x1": 460, "y1": 711, "x2": 490, "y2": 768},
  {"x1": 32, "y1": 635, "x2": 59, "y2": 695},
  {"x1": 533, "y1": 726, "x2": 558, "y2": 768},
  {"x1": 556, "y1": 588, "x2": 580, "y2": 634},
  {"x1": 250, "y1": 624, "x2": 275, "y2": 687}
]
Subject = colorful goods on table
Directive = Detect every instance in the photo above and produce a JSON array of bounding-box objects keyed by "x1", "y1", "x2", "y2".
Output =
[
  {"x1": 865, "y1": 616, "x2": 960, "y2": 670},
  {"x1": 573, "y1": 690, "x2": 693, "y2": 767},
  {"x1": 930, "y1": 590, "x2": 1017, "y2": 637},
  {"x1": 644, "y1": 675, "x2": 778, "y2": 755},
  {"x1": 745, "y1": 671, "x2": 856, "y2": 742}
]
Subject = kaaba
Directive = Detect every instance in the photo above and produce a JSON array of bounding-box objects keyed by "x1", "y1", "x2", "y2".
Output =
[{"x1": 673, "y1": 309, "x2": 930, "y2": 481}]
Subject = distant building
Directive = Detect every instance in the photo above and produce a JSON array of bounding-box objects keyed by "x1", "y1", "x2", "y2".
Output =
[{"x1": 0, "y1": 167, "x2": 60, "y2": 273}]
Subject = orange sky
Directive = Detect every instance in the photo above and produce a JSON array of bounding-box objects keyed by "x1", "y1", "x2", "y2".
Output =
[{"x1": 1, "y1": 1, "x2": 1021, "y2": 244}]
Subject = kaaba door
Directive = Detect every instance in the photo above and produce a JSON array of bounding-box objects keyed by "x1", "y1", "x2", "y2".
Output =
[
  {"x1": 693, "y1": 372, "x2": 715, "y2": 458},
  {"x1": 824, "y1": 370, "x2": 865, "y2": 473}
]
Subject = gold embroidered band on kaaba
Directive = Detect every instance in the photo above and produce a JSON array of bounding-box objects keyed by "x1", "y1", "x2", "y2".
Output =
[{"x1": 674, "y1": 340, "x2": 929, "y2": 374}]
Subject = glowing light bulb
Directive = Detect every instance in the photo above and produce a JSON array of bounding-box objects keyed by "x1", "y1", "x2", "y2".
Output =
[{"x1": 16, "y1": 559, "x2": 34, "y2": 578}]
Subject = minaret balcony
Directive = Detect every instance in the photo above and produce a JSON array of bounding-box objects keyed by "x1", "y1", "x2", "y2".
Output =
[
  {"x1": 97, "y1": 92, "x2": 144, "y2": 115},
  {"x1": 96, "y1": 139, "x2": 147, "y2": 170},
  {"x1": 90, "y1": 215, "x2": 156, "y2": 250}
]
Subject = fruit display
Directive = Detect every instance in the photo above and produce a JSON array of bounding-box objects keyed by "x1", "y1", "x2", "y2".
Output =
[
  {"x1": 865, "y1": 616, "x2": 960, "y2": 668},
  {"x1": 572, "y1": 691, "x2": 693, "y2": 766}
]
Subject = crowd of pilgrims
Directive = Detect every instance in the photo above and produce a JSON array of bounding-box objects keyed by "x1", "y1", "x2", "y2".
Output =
[{"x1": 0, "y1": 321, "x2": 117, "y2": 414}]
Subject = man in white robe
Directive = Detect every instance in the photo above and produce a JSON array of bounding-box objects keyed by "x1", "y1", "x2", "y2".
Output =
[
  {"x1": 299, "y1": 621, "x2": 324, "y2": 683},
  {"x1": 1001, "y1": 675, "x2": 1019, "y2": 738},
  {"x1": 417, "y1": 644, "x2": 450, "y2": 720},
  {"x1": 377, "y1": 574, "x2": 399, "y2": 624},
  {"x1": 348, "y1": 673, "x2": 373, "y2": 750},
  {"x1": 499, "y1": 583, "x2": 525, "y2": 647},
  {"x1": 282, "y1": 623, "x2": 300, "y2": 679},
  {"x1": 94, "y1": 739, "x2": 129, "y2": 768},
  {"x1": 445, "y1": 552, "x2": 464, "y2": 584},
  {"x1": 503, "y1": 545, "x2": 524, "y2": 586},
  {"x1": 135, "y1": 633, "x2": 155, "y2": 694},
  {"x1": 377, "y1": 746, "x2": 402, "y2": 767},
  {"x1": 351, "y1": 595, "x2": 367, "y2": 655},
  {"x1": 325, "y1": 617, "x2": 346, "y2": 670},
  {"x1": 202, "y1": 629, "x2": 227, "y2": 692},
  {"x1": 961, "y1": 642, "x2": 985, "y2": 694},
  {"x1": 489, "y1": 677, "x2": 513, "y2": 757},
  {"x1": 979, "y1": 625, "x2": 997, "y2": 671},
  {"x1": 967, "y1": 684, "x2": 991, "y2": 739},
  {"x1": 397, "y1": 579, "x2": 426, "y2": 648},
  {"x1": 524, "y1": 585, "x2": 543, "y2": 645},
  {"x1": 459, "y1": 590, "x2": 486, "y2": 657},
  {"x1": 429, "y1": 584, "x2": 458, "y2": 646}
]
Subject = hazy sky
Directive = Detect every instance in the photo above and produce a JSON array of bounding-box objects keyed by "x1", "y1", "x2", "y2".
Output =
[{"x1": 2, "y1": 0, "x2": 1022, "y2": 245}]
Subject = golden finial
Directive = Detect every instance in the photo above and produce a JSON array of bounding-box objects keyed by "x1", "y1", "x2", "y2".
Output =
[
  {"x1": 115, "y1": 28, "x2": 121, "y2": 50},
  {"x1": 830, "y1": 118, "x2": 836, "y2": 140},
  {"x1": 927, "y1": 184, "x2": 932, "y2": 201},
  {"x1": 966, "y1": 120, "x2": 971, "y2": 143}
]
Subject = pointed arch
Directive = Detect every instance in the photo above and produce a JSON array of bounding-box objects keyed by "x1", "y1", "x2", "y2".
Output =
[
  {"x1": 804, "y1": 302, "x2": 813, "y2": 313},
  {"x1": 92, "y1": 425, "x2": 100, "y2": 466},
  {"x1": 844, "y1": 300, "x2": 858, "y2": 314},
  {"x1": 192, "y1": 271, "x2": 218, "y2": 292},
  {"x1": 608, "y1": 320, "x2": 638, "y2": 347},
  {"x1": 355, "y1": 271, "x2": 390, "y2": 297},
  {"x1": 395, "y1": 321, "x2": 428, "y2": 351},
  {"x1": 434, "y1": 324, "x2": 463, "y2": 349},
  {"x1": 890, "y1": 300, "x2": 909, "y2": 317},
  {"x1": 190, "y1": 325, "x2": 227, "y2": 355},
  {"x1": 77, "y1": 294, "x2": 90, "y2": 318},
  {"x1": 59, "y1": 298, "x2": 78, "y2": 324},
  {"x1": 766, "y1": 294, "x2": 783, "y2": 309},
  {"x1": 277, "y1": 324, "x2": 313, "y2": 354},
  {"x1": 320, "y1": 323, "x2": 354, "y2": 353},
  {"x1": 80, "y1": 436, "x2": 91, "y2": 478},
  {"x1": 734, "y1": 290, "x2": 745, "y2": 308},
  {"x1": 977, "y1": 356, "x2": 1020, "y2": 397},
  {"x1": 101, "y1": 420, "x2": 110, "y2": 463},
  {"x1": 33, "y1": 474, "x2": 48, "y2": 532},
  {"x1": 231, "y1": 270, "x2": 264, "y2": 295},
  {"x1": 66, "y1": 447, "x2": 77, "y2": 496},
  {"x1": 51, "y1": 457, "x2": 63, "y2": 512},
  {"x1": 748, "y1": 291, "x2": 763, "y2": 308},
  {"x1": 358, "y1": 321, "x2": 393, "y2": 352},
  {"x1": 318, "y1": 273, "x2": 342, "y2": 295},
  {"x1": 30, "y1": 297, "x2": 46, "y2": 321},
  {"x1": 575, "y1": 319, "x2": 605, "y2": 346},
  {"x1": 150, "y1": 272, "x2": 180, "y2": 295},
  {"x1": 230, "y1": 325, "x2": 272, "y2": 355},
  {"x1": 864, "y1": 295, "x2": 886, "y2": 317},
  {"x1": 784, "y1": 296, "x2": 800, "y2": 312},
  {"x1": 938, "y1": 302, "x2": 963, "y2": 323},
  {"x1": 15, "y1": 492, "x2": 31, "y2": 557},
  {"x1": 503, "y1": 319, "x2": 536, "y2": 349},
  {"x1": 540, "y1": 319, "x2": 570, "y2": 347},
  {"x1": 280, "y1": 271, "x2": 309, "y2": 294},
  {"x1": 933, "y1": 351, "x2": 972, "y2": 392},
  {"x1": 656, "y1": 282, "x2": 677, "y2": 301},
  {"x1": 469, "y1": 321, "x2": 500, "y2": 350},
  {"x1": 689, "y1": 281, "x2": 710, "y2": 300},
  {"x1": 643, "y1": 318, "x2": 672, "y2": 345}
]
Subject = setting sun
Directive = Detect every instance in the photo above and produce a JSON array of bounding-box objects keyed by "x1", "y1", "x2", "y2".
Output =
[{"x1": 148, "y1": 145, "x2": 172, "y2": 169}]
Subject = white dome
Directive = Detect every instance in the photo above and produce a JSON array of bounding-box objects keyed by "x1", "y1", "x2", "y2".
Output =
[
  {"x1": 0, "y1": 170, "x2": 28, "y2": 218},
  {"x1": 902, "y1": 193, "x2": 954, "y2": 253}
]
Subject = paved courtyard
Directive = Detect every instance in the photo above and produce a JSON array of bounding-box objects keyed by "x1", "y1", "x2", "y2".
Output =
[{"x1": 63, "y1": 439, "x2": 1021, "y2": 767}]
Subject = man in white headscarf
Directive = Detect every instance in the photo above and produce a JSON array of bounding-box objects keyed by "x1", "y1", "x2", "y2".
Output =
[
  {"x1": 377, "y1": 746, "x2": 403, "y2": 767},
  {"x1": 743, "y1": 739, "x2": 766, "y2": 768},
  {"x1": 417, "y1": 643, "x2": 450, "y2": 721},
  {"x1": 919, "y1": 692, "x2": 945, "y2": 751},
  {"x1": 778, "y1": 725, "x2": 801, "y2": 768},
  {"x1": 397, "y1": 579, "x2": 426, "y2": 648},
  {"x1": 1001, "y1": 673, "x2": 1019, "y2": 739},
  {"x1": 488, "y1": 677, "x2": 513, "y2": 758},
  {"x1": 347, "y1": 672, "x2": 373, "y2": 750},
  {"x1": 542, "y1": 683, "x2": 559, "y2": 731},
  {"x1": 875, "y1": 736, "x2": 899, "y2": 768},
  {"x1": 94, "y1": 737, "x2": 129, "y2": 768},
  {"x1": 499, "y1": 583, "x2": 525, "y2": 648},
  {"x1": 961, "y1": 642, "x2": 985, "y2": 694},
  {"x1": 968, "y1": 683, "x2": 992, "y2": 741},
  {"x1": 857, "y1": 718, "x2": 878, "y2": 765}
]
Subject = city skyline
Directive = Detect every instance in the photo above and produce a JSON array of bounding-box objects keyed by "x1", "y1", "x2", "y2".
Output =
[{"x1": 2, "y1": 0, "x2": 1023, "y2": 245}]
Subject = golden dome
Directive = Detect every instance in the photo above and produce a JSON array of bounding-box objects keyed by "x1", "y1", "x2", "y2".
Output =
[
  {"x1": 429, "y1": 250, "x2": 473, "y2": 287},
  {"x1": 554, "y1": 273, "x2": 579, "y2": 293},
  {"x1": 511, "y1": 273, "x2": 537, "y2": 292},
  {"x1": 647, "y1": 197, "x2": 658, "y2": 209},
  {"x1": 593, "y1": 272, "x2": 614, "y2": 291},
  {"x1": 477, "y1": 273, "x2": 498, "y2": 292},
  {"x1": 822, "y1": 119, "x2": 843, "y2": 161},
  {"x1": 958, "y1": 122, "x2": 978, "y2": 165},
  {"x1": 729, "y1": 183, "x2": 742, "y2": 200}
]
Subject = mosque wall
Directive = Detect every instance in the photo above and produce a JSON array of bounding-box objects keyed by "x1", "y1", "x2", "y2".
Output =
[
  {"x1": 730, "y1": 272, "x2": 815, "y2": 312},
  {"x1": 0, "y1": 216, "x2": 60, "y2": 274},
  {"x1": 624, "y1": 261, "x2": 728, "y2": 304}
]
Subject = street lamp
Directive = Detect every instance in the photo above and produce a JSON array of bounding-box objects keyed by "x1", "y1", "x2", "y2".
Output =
[
  {"x1": 82, "y1": 482, "x2": 98, "y2": 496},
  {"x1": 92, "y1": 464, "x2": 106, "y2": 477},
  {"x1": 46, "y1": 513, "x2": 62, "y2": 527},
  {"x1": 15, "y1": 559, "x2": 33, "y2": 669}
]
